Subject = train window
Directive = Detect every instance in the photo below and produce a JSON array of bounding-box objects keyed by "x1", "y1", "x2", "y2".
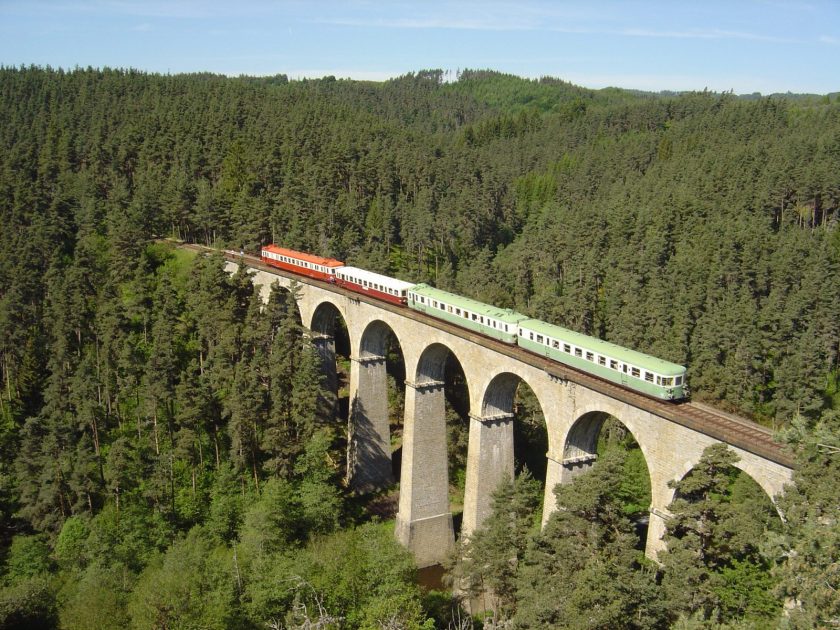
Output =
[
  {"x1": 440, "y1": 303, "x2": 445, "y2": 311},
  {"x1": 631, "y1": 367, "x2": 640, "y2": 378},
  {"x1": 563, "y1": 344, "x2": 571, "y2": 353},
  {"x1": 586, "y1": 351, "x2": 594, "y2": 361},
  {"x1": 574, "y1": 348, "x2": 582, "y2": 357},
  {"x1": 472, "y1": 314, "x2": 478, "y2": 321},
  {"x1": 536, "y1": 335, "x2": 543, "y2": 343},
  {"x1": 662, "y1": 377, "x2": 673, "y2": 386},
  {"x1": 447, "y1": 306, "x2": 452, "y2": 313},
  {"x1": 505, "y1": 325, "x2": 509, "y2": 332},
  {"x1": 420, "y1": 297, "x2": 425, "y2": 304},
  {"x1": 598, "y1": 356, "x2": 606, "y2": 366},
  {"x1": 455, "y1": 308, "x2": 461, "y2": 316},
  {"x1": 610, "y1": 360, "x2": 618, "y2": 370},
  {"x1": 529, "y1": 332, "x2": 534, "y2": 340},
  {"x1": 552, "y1": 340, "x2": 559, "y2": 349},
  {"x1": 645, "y1": 372, "x2": 654, "y2": 382},
  {"x1": 656, "y1": 376, "x2": 662, "y2": 385},
  {"x1": 675, "y1": 376, "x2": 683, "y2": 385}
]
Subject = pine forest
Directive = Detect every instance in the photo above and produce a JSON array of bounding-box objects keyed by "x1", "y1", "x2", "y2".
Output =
[{"x1": 0, "y1": 66, "x2": 838, "y2": 628}]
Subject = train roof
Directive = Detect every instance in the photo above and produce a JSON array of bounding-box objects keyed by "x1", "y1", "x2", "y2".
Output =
[
  {"x1": 518, "y1": 318, "x2": 686, "y2": 376},
  {"x1": 337, "y1": 266, "x2": 415, "y2": 291},
  {"x1": 262, "y1": 244, "x2": 344, "y2": 268},
  {"x1": 409, "y1": 284, "x2": 528, "y2": 324}
]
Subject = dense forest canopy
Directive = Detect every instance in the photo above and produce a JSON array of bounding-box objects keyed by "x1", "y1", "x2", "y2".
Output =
[{"x1": 0, "y1": 66, "x2": 838, "y2": 628}]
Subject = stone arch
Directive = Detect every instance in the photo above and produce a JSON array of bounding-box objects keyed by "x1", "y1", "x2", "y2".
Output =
[
  {"x1": 347, "y1": 320, "x2": 407, "y2": 492},
  {"x1": 414, "y1": 342, "x2": 462, "y2": 387},
  {"x1": 668, "y1": 450, "x2": 785, "y2": 518},
  {"x1": 309, "y1": 299, "x2": 349, "y2": 338},
  {"x1": 564, "y1": 410, "x2": 611, "y2": 461},
  {"x1": 462, "y1": 371, "x2": 550, "y2": 537},
  {"x1": 307, "y1": 300, "x2": 352, "y2": 420},
  {"x1": 358, "y1": 319, "x2": 404, "y2": 360},
  {"x1": 396, "y1": 341, "x2": 470, "y2": 567},
  {"x1": 560, "y1": 408, "x2": 655, "y2": 552},
  {"x1": 480, "y1": 372, "x2": 522, "y2": 418}
]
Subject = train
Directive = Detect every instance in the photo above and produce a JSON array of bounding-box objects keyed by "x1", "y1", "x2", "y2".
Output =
[{"x1": 261, "y1": 244, "x2": 688, "y2": 401}]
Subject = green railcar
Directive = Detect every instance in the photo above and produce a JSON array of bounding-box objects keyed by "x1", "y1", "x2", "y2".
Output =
[
  {"x1": 407, "y1": 284, "x2": 527, "y2": 343},
  {"x1": 516, "y1": 319, "x2": 687, "y2": 400}
]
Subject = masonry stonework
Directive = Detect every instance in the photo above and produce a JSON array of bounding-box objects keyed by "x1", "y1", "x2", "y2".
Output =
[{"x1": 226, "y1": 261, "x2": 794, "y2": 567}]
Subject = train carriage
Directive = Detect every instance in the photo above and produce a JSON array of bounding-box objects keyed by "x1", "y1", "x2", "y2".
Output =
[
  {"x1": 516, "y1": 318, "x2": 687, "y2": 400},
  {"x1": 407, "y1": 284, "x2": 527, "y2": 344},
  {"x1": 261, "y1": 244, "x2": 344, "y2": 282},
  {"x1": 335, "y1": 266, "x2": 414, "y2": 305}
]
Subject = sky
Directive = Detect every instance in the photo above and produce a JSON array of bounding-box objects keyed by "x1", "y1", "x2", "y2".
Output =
[{"x1": 0, "y1": 0, "x2": 837, "y2": 94}]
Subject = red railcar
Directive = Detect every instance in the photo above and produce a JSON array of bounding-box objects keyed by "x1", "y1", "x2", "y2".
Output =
[{"x1": 260, "y1": 244, "x2": 344, "y2": 282}]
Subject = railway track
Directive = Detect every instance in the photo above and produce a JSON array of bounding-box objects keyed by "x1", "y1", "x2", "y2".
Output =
[{"x1": 179, "y1": 241, "x2": 795, "y2": 470}]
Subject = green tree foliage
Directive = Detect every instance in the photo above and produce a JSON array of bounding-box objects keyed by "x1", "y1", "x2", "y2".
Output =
[
  {"x1": 0, "y1": 65, "x2": 838, "y2": 627},
  {"x1": 658, "y1": 444, "x2": 783, "y2": 626},
  {"x1": 774, "y1": 410, "x2": 840, "y2": 627},
  {"x1": 514, "y1": 450, "x2": 667, "y2": 629},
  {"x1": 447, "y1": 472, "x2": 542, "y2": 618}
]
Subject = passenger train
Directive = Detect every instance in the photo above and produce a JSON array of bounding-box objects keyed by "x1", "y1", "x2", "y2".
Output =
[{"x1": 261, "y1": 244, "x2": 688, "y2": 401}]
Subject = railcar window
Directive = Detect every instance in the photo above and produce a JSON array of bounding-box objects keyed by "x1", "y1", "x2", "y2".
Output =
[
  {"x1": 536, "y1": 335, "x2": 544, "y2": 343},
  {"x1": 574, "y1": 348, "x2": 582, "y2": 357},
  {"x1": 563, "y1": 344, "x2": 571, "y2": 353},
  {"x1": 472, "y1": 314, "x2": 478, "y2": 321},
  {"x1": 631, "y1": 367, "x2": 640, "y2": 378},
  {"x1": 505, "y1": 325, "x2": 509, "y2": 332},
  {"x1": 456, "y1": 308, "x2": 461, "y2": 316},
  {"x1": 662, "y1": 377, "x2": 673, "y2": 386},
  {"x1": 675, "y1": 376, "x2": 683, "y2": 385},
  {"x1": 645, "y1": 372, "x2": 654, "y2": 382},
  {"x1": 586, "y1": 351, "x2": 594, "y2": 361},
  {"x1": 440, "y1": 303, "x2": 445, "y2": 311},
  {"x1": 552, "y1": 340, "x2": 560, "y2": 349},
  {"x1": 529, "y1": 332, "x2": 534, "y2": 340},
  {"x1": 610, "y1": 360, "x2": 618, "y2": 370},
  {"x1": 598, "y1": 356, "x2": 606, "y2": 366}
]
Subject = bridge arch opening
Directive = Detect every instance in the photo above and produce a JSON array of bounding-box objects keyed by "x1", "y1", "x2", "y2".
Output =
[
  {"x1": 671, "y1": 454, "x2": 783, "y2": 527},
  {"x1": 347, "y1": 320, "x2": 406, "y2": 495},
  {"x1": 562, "y1": 411, "x2": 653, "y2": 549},
  {"x1": 661, "y1": 448, "x2": 784, "y2": 619},
  {"x1": 461, "y1": 373, "x2": 549, "y2": 539},
  {"x1": 309, "y1": 300, "x2": 351, "y2": 424},
  {"x1": 396, "y1": 342, "x2": 470, "y2": 563},
  {"x1": 480, "y1": 373, "x2": 549, "y2": 483}
]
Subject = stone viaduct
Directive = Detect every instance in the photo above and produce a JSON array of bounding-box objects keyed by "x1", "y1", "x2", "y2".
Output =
[{"x1": 224, "y1": 256, "x2": 794, "y2": 568}]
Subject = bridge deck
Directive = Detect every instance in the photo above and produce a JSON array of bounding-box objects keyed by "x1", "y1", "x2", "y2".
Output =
[{"x1": 182, "y1": 243, "x2": 794, "y2": 470}]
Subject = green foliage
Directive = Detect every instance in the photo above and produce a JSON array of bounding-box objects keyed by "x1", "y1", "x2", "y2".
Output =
[
  {"x1": 0, "y1": 65, "x2": 838, "y2": 627},
  {"x1": 0, "y1": 575, "x2": 58, "y2": 630},
  {"x1": 2, "y1": 535, "x2": 52, "y2": 582},
  {"x1": 127, "y1": 528, "x2": 241, "y2": 629},
  {"x1": 659, "y1": 444, "x2": 783, "y2": 625},
  {"x1": 58, "y1": 562, "x2": 131, "y2": 630},
  {"x1": 774, "y1": 410, "x2": 840, "y2": 627},
  {"x1": 514, "y1": 450, "x2": 667, "y2": 628},
  {"x1": 448, "y1": 472, "x2": 542, "y2": 617}
]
